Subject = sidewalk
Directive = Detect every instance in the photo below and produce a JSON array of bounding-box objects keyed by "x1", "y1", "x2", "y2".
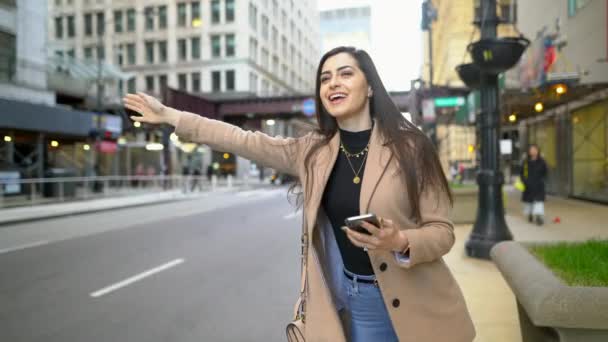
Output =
[
  {"x1": 0, "y1": 182, "x2": 272, "y2": 226},
  {"x1": 446, "y1": 188, "x2": 608, "y2": 342}
]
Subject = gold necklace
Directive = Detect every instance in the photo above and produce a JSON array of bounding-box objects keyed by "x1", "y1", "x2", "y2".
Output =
[
  {"x1": 340, "y1": 143, "x2": 369, "y2": 158},
  {"x1": 340, "y1": 142, "x2": 369, "y2": 184}
]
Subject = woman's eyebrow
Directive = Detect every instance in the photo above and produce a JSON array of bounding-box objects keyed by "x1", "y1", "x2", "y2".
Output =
[{"x1": 320, "y1": 65, "x2": 354, "y2": 75}]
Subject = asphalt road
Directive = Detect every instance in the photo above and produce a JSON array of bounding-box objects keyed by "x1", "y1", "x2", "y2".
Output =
[{"x1": 0, "y1": 187, "x2": 304, "y2": 342}]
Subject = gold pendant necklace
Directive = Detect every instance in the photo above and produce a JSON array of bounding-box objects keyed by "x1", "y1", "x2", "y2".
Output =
[{"x1": 341, "y1": 142, "x2": 369, "y2": 184}]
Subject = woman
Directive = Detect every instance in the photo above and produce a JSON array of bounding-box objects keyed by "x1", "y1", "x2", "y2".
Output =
[
  {"x1": 521, "y1": 144, "x2": 548, "y2": 226},
  {"x1": 124, "y1": 46, "x2": 475, "y2": 342}
]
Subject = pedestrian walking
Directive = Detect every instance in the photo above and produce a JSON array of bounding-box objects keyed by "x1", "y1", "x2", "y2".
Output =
[
  {"x1": 191, "y1": 167, "x2": 202, "y2": 192},
  {"x1": 181, "y1": 163, "x2": 191, "y2": 193},
  {"x1": 124, "y1": 46, "x2": 475, "y2": 342},
  {"x1": 521, "y1": 144, "x2": 548, "y2": 225}
]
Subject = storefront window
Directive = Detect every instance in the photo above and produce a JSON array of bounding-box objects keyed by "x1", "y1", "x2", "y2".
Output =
[{"x1": 571, "y1": 100, "x2": 608, "y2": 202}]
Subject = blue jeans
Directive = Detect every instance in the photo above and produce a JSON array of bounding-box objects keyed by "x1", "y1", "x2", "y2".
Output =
[{"x1": 339, "y1": 268, "x2": 398, "y2": 342}]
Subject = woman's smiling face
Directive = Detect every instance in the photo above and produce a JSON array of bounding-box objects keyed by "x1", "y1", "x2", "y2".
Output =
[{"x1": 319, "y1": 52, "x2": 371, "y2": 120}]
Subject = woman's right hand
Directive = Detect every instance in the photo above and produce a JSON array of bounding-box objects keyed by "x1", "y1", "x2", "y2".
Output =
[{"x1": 123, "y1": 92, "x2": 180, "y2": 127}]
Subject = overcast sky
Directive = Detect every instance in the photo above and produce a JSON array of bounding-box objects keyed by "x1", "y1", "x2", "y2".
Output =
[{"x1": 317, "y1": 0, "x2": 423, "y2": 91}]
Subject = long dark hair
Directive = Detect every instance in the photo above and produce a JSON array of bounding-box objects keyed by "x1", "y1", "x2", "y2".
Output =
[{"x1": 290, "y1": 46, "x2": 452, "y2": 223}]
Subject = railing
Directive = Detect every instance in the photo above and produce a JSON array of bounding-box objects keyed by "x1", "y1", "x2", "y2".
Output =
[{"x1": 0, "y1": 175, "x2": 256, "y2": 209}]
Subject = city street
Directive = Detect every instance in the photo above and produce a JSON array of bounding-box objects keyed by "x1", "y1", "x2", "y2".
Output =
[{"x1": 0, "y1": 188, "x2": 302, "y2": 342}]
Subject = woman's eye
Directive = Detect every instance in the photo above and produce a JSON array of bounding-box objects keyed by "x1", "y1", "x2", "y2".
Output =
[
  {"x1": 341, "y1": 71, "x2": 353, "y2": 77},
  {"x1": 320, "y1": 77, "x2": 329, "y2": 83}
]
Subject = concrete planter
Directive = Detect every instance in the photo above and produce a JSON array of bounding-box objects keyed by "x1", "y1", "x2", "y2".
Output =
[
  {"x1": 491, "y1": 241, "x2": 608, "y2": 342},
  {"x1": 450, "y1": 187, "x2": 478, "y2": 224}
]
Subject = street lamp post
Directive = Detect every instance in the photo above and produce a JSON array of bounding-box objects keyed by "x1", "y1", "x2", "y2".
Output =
[{"x1": 465, "y1": 0, "x2": 513, "y2": 259}]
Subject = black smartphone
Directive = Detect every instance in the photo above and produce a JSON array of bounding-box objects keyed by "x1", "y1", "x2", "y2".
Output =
[{"x1": 344, "y1": 213, "x2": 380, "y2": 235}]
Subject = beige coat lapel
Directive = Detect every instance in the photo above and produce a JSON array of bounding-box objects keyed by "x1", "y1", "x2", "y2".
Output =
[
  {"x1": 305, "y1": 131, "x2": 340, "y2": 237},
  {"x1": 359, "y1": 120, "x2": 394, "y2": 214}
]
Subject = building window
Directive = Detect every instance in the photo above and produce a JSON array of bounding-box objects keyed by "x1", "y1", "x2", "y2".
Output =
[
  {"x1": 249, "y1": 37, "x2": 258, "y2": 62},
  {"x1": 97, "y1": 45, "x2": 105, "y2": 60},
  {"x1": 225, "y1": 0, "x2": 235, "y2": 22},
  {"x1": 127, "y1": 43, "x2": 136, "y2": 64},
  {"x1": 192, "y1": 2, "x2": 201, "y2": 24},
  {"x1": 282, "y1": 64, "x2": 287, "y2": 80},
  {"x1": 178, "y1": 73, "x2": 188, "y2": 90},
  {"x1": 261, "y1": 15, "x2": 269, "y2": 40},
  {"x1": 281, "y1": 36, "x2": 287, "y2": 58},
  {"x1": 178, "y1": 39, "x2": 187, "y2": 61},
  {"x1": 159, "y1": 74, "x2": 167, "y2": 92},
  {"x1": 0, "y1": 0, "x2": 16, "y2": 7},
  {"x1": 226, "y1": 70, "x2": 235, "y2": 91},
  {"x1": 290, "y1": 45, "x2": 295, "y2": 66},
  {"x1": 145, "y1": 7, "x2": 155, "y2": 31},
  {"x1": 114, "y1": 10, "x2": 123, "y2": 33},
  {"x1": 212, "y1": 71, "x2": 221, "y2": 92},
  {"x1": 145, "y1": 41, "x2": 155, "y2": 64},
  {"x1": 67, "y1": 16, "x2": 75, "y2": 38},
  {"x1": 145, "y1": 75, "x2": 155, "y2": 92},
  {"x1": 55, "y1": 17, "x2": 63, "y2": 39},
  {"x1": 211, "y1": 35, "x2": 221, "y2": 58},
  {"x1": 127, "y1": 9, "x2": 136, "y2": 32},
  {"x1": 158, "y1": 41, "x2": 167, "y2": 63},
  {"x1": 0, "y1": 31, "x2": 16, "y2": 82},
  {"x1": 127, "y1": 78, "x2": 136, "y2": 93},
  {"x1": 84, "y1": 13, "x2": 93, "y2": 36},
  {"x1": 281, "y1": 10, "x2": 287, "y2": 29},
  {"x1": 212, "y1": 0, "x2": 221, "y2": 24},
  {"x1": 261, "y1": 79, "x2": 269, "y2": 96},
  {"x1": 67, "y1": 49, "x2": 75, "y2": 58},
  {"x1": 249, "y1": 72, "x2": 258, "y2": 93},
  {"x1": 272, "y1": 55, "x2": 279, "y2": 74},
  {"x1": 261, "y1": 48, "x2": 269, "y2": 69},
  {"x1": 96, "y1": 12, "x2": 105, "y2": 36},
  {"x1": 192, "y1": 72, "x2": 201, "y2": 92},
  {"x1": 191, "y1": 37, "x2": 201, "y2": 59},
  {"x1": 271, "y1": 26, "x2": 278, "y2": 51},
  {"x1": 158, "y1": 5, "x2": 167, "y2": 29},
  {"x1": 84, "y1": 46, "x2": 93, "y2": 59},
  {"x1": 272, "y1": 0, "x2": 278, "y2": 17},
  {"x1": 225, "y1": 34, "x2": 235, "y2": 57},
  {"x1": 116, "y1": 45, "x2": 124, "y2": 65},
  {"x1": 177, "y1": 3, "x2": 187, "y2": 27},
  {"x1": 568, "y1": 0, "x2": 591, "y2": 16},
  {"x1": 249, "y1": 3, "x2": 257, "y2": 31}
]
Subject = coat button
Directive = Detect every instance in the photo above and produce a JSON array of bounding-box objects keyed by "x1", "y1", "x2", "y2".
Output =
[
  {"x1": 392, "y1": 299, "x2": 400, "y2": 308},
  {"x1": 379, "y1": 262, "x2": 387, "y2": 272}
]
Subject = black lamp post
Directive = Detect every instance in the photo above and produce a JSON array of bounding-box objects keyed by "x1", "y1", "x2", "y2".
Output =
[{"x1": 464, "y1": 0, "x2": 528, "y2": 259}]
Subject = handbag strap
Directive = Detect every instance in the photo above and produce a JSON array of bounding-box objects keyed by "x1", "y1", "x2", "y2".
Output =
[{"x1": 292, "y1": 217, "x2": 309, "y2": 321}]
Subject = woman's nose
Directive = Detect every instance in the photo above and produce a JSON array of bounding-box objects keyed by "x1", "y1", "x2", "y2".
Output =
[{"x1": 328, "y1": 75, "x2": 340, "y2": 88}]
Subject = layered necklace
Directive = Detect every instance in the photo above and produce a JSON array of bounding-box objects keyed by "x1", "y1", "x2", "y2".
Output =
[{"x1": 340, "y1": 140, "x2": 370, "y2": 184}]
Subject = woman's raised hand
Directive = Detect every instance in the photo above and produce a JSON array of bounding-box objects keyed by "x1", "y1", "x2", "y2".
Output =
[{"x1": 123, "y1": 92, "x2": 180, "y2": 127}]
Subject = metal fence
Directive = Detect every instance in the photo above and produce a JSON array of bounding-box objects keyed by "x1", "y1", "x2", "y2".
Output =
[{"x1": 0, "y1": 175, "x2": 253, "y2": 209}]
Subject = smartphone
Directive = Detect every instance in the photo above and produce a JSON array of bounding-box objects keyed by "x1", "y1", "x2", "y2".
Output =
[{"x1": 344, "y1": 213, "x2": 380, "y2": 235}]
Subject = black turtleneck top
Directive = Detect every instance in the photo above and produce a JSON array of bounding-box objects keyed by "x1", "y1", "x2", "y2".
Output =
[{"x1": 321, "y1": 127, "x2": 374, "y2": 275}]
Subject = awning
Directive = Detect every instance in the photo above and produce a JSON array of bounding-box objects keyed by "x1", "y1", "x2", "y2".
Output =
[
  {"x1": 47, "y1": 55, "x2": 135, "y2": 82},
  {"x1": 0, "y1": 98, "x2": 95, "y2": 137}
]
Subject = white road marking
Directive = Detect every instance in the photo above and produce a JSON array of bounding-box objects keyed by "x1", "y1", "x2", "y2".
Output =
[
  {"x1": 90, "y1": 258, "x2": 185, "y2": 298},
  {"x1": 0, "y1": 240, "x2": 50, "y2": 255},
  {"x1": 283, "y1": 211, "x2": 301, "y2": 220}
]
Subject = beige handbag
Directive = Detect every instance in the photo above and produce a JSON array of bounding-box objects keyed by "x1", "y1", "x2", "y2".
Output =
[{"x1": 286, "y1": 225, "x2": 308, "y2": 342}]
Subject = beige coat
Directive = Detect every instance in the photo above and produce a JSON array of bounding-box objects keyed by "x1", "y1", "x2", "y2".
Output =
[{"x1": 174, "y1": 110, "x2": 476, "y2": 342}]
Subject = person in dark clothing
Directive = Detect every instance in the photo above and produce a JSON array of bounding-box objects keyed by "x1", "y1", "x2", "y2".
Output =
[
  {"x1": 191, "y1": 167, "x2": 202, "y2": 192},
  {"x1": 521, "y1": 144, "x2": 548, "y2": 225}
]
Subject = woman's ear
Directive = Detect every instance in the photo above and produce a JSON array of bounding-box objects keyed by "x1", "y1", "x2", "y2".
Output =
[{"x1": 368, "y1": 86, "x2": 373, "y2": 98}]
